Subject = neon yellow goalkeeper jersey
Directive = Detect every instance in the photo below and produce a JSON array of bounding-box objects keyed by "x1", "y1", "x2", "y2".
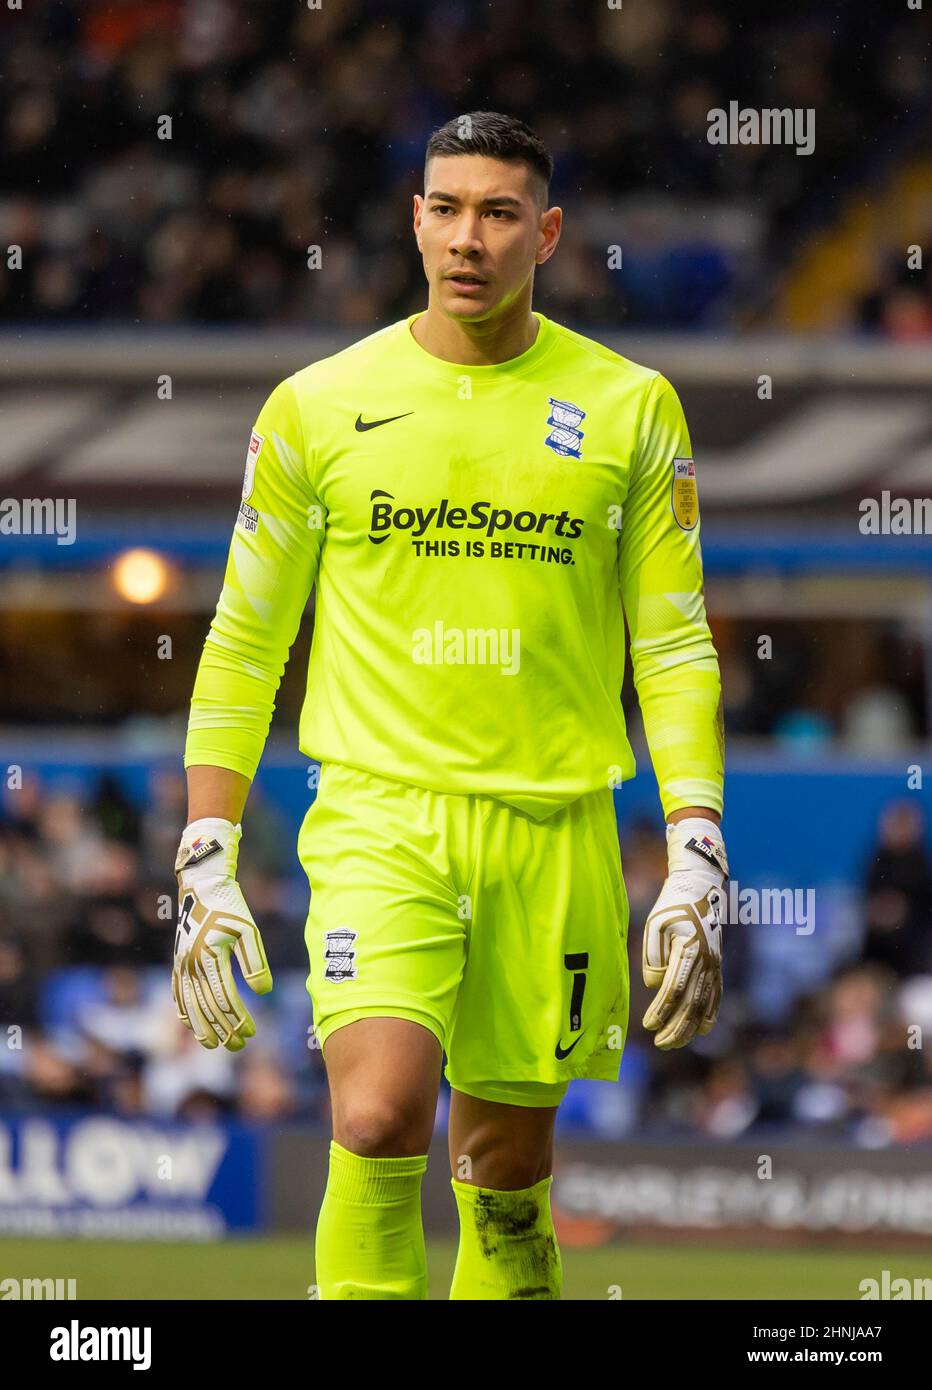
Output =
[{"x1": 185, "y1": 311, "x2": 724, "y2": 820}]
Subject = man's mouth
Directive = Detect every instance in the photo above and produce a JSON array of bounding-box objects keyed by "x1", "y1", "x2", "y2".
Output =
[{"x1": 446, "y1": 272, "x2": 486, "y2": 286}]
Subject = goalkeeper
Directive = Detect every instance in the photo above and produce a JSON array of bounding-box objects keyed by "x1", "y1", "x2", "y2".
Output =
[{"x1": 174, "y1": 111, "x2": 726, "y2": 1300}]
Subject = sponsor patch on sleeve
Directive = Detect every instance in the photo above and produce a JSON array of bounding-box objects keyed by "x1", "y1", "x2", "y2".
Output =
[
  {"x1": 242, "y1": 430, "x2": 264, "y2": 501},
  {"x1": 671, "y1": 457, "x2": 698, "y2": 531},
  {"x1": 237, "y1": 500, "x2": 259, "y2": 535}
]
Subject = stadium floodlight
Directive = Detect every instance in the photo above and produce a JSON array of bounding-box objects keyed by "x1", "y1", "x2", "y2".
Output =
[{"x1": 111, "y1": 548, "x2": 172, "y2": 604}]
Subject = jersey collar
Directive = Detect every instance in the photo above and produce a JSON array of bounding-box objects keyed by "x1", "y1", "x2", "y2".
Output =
[{"x1": 400, "y1": 310, "x2": 557, "y2": 380}]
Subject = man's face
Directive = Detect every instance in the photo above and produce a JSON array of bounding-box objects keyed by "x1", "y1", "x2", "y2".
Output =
[{"x1": 414, "y1": 154, "x2": 560, "y2": 320}]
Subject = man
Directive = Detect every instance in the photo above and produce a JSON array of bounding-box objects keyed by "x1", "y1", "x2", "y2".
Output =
[{"x1": 172, "y1": 111, "x2": 727, "y2": 1300}]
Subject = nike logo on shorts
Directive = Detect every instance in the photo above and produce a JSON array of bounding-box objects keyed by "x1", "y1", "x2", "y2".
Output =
[{"x1": 554, "y1": 1034, "x2": 584, "y2": 1060}]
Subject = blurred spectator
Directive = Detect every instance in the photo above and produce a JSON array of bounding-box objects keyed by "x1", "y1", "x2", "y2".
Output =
[
  {"x1": 39, "y1": 792, "x2": 108, "y2": 893},
  {"x1": 863, "y1": 801, "x2": 932, "y2": 977},
  {"x1": 237, "y1": 1051, "x2": 296, "y2": 1122},
  {"x1": 77, "y1": 964, "x2": 164, "y2": 1056},
  {"x1": 858, "y1": 250, "x2": 932, "y2": 341},
  {"x1": 746, "y1": 1030, "x2": 808, "y2": 1128},
  {"x1": 0, "y1": 937, "x2": 39, "y2": 1034},
  {"x1": 144, "y1": 1023, "x2": 238, "y2": 1119}
]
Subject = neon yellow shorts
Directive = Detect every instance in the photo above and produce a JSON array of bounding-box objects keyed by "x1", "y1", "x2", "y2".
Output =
[{"x1": 299, "y1": 762, "x2": 630, "y2": 1109}]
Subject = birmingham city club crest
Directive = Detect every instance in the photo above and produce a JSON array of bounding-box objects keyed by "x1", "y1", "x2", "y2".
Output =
[
  {"x1": 324, "y1": 927, "x2": 358, "y2": 982},
  {"x1": 545, "y1": 397, "x2": 586, "y2": 458}
]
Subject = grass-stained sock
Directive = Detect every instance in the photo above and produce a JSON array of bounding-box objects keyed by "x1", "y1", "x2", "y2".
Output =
[{"x1": 449, "y1": 1174, "x2": 562, "y2": 1300}]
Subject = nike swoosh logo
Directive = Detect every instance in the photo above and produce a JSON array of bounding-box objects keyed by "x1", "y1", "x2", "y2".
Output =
[
  {"x1": 355, "y1": 412, "x2": 413, "y2": 432},
  {"x1": 554, "y1": 1035, "x2": 584, "y2": 1060}
]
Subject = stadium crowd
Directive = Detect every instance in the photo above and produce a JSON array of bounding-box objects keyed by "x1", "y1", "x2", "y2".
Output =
[
  {"x1": 1, "y1": 768, "x2": 930, "y2": 1142},
  {"x1": 0, "y1": 0, "x2": 929, "y2": 332}
]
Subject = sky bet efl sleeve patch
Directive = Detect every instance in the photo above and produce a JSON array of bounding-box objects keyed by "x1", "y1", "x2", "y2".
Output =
[
  {"x1": 242, "y1": 429, "x2": 264, "y2": 501},
  {"x1": 671, "y1": 457, "x2": 699, "y2": 530},
  {"x1": 236, "y1": 430, "x2": 264, "y2": 535}
]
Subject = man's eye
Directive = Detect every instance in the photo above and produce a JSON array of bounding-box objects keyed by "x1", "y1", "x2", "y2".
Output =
[{"x1": 429, "y1": 206, "x2": 514, "y2": 218}]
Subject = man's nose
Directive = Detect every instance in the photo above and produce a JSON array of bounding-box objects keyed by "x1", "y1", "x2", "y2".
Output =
[{"x1": 448, "y1": 213, "x2": 483, "y2": 253}]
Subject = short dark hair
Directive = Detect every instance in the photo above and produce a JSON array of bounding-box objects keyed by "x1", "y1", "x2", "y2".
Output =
[{"x1": 424, "y1": 111, "x2": 554, "y2": 205}]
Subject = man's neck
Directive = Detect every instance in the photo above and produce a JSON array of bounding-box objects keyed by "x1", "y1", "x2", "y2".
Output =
[{"x1": 411, "y1": 299, "x2": 540, "y2": 366}]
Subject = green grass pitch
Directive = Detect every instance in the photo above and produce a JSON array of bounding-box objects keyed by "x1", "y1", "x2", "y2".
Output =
[{"x1": 1, "y1": 1237, "x2": 926, "y2": 1300}]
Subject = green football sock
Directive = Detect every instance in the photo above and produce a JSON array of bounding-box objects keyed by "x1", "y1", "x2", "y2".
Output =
[
  {"x1": 315, "y1": 1140, "x2": 428, "y2": 1300},
  {"x1": 449, "y1": 1174, "x2": 562, "y2": 1300}
]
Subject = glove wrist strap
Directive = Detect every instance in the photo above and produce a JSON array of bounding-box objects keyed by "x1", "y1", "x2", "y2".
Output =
[
  {"x1": 666, "y1": 817, "x2": 729, "y2": 879},
  {"x1": 176, "y1": 818, "x2": 241, "y2": 875}
]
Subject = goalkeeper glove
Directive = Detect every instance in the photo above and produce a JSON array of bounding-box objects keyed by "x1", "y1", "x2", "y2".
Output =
[
  {"x1": 641, "y1": 817, "x2": 728, "y2": 1050},
  {"x1": 172, "y1": 817, "x2": 272, "y2": 1051}
]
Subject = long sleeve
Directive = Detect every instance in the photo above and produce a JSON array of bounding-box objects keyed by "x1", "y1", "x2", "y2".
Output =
[
  {"x1": 619, "y1": 374, "x2": 724, "y2": 818},
  {"x1": 184, "y1": 377, "x2": 324, "y2": 782}
]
